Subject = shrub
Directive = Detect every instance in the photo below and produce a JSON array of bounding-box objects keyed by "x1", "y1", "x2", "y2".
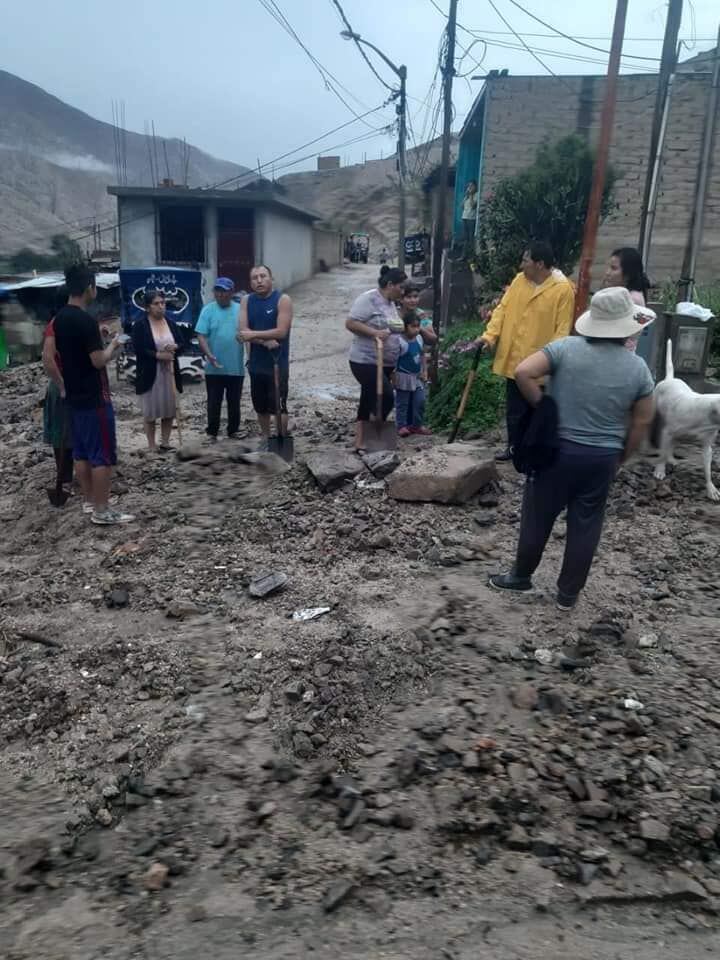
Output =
[
  {"x1": 476, "y1": 135, "x2": 617, "y2": 292},
  {"x1": 427, "y1": 320, "x2": 505, "y2": 435}
]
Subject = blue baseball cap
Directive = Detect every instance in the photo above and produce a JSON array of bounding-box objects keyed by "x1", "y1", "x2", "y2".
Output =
[{"x1": 214, "y1": 277, "x2": 235, "y2": 292}]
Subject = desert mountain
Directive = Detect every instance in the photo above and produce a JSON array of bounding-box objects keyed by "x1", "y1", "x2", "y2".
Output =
[{"x1": 0, "y1": 70, "x2": 248, "y2": 256}]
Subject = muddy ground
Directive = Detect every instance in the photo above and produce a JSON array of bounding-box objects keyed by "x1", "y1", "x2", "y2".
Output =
[{"x1": 2, "y1": 264, "x2": 720, "y2": 959}]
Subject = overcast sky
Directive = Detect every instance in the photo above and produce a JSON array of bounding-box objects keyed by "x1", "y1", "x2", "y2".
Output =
[{"x1": 3, "y1": 0, "x2": 718, "y2": 174}]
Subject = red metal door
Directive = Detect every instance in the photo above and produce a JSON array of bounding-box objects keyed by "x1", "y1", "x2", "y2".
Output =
[{"x1": 217, "y1": 207, "x2": 254, "y2": 292}]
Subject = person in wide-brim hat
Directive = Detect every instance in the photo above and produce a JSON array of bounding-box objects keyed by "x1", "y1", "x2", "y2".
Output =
[
  {"x1": 575, "y1": 286, "x2": 655, "y2": 339},
  {"x1": 486, "y1": 285, "x2": 657, "y2": 612}
]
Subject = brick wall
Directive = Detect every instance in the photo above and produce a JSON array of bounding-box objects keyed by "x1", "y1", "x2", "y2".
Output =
[{"x1": 480, "y1": 66, "x2": 719, "y2": 285}]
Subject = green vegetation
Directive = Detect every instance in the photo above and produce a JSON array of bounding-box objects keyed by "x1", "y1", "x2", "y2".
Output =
[
  {"x1": 475, "y1": 135, "x2": 616, "y2": 293},
  {"x1": 657, "y1": 279, "x2": 720, "y2": 367},
  {"x1": 427, "y1": 320, "x2": 505, "y2": 436},
  {"x1": 9, "y1": 234, "x2": 83, "y2": 273}
]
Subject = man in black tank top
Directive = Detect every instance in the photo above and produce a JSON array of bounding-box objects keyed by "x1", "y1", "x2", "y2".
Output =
[{"x1": 238, "y1": 265, "x2": 293, "y2": 447}]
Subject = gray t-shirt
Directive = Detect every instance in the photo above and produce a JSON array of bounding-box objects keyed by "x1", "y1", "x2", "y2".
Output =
[
  {"x1": 543, "y1": 336, "x2": 655, "y2": 450},
  {"x1": 348, "y1": 289, "x2": 403, "y2": 366}
]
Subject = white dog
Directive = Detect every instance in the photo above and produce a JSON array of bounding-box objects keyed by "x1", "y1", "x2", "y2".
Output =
[{"x1": 653, "y1": 339, "x2": 720, "y2": 501}]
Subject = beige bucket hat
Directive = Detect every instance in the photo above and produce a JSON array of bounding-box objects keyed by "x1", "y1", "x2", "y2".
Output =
[{"x1": 575, "y1": 287, "x2": 656, "y2": 339}]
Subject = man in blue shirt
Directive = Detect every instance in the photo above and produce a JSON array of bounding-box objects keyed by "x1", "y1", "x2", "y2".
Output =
[
  {"x1": 196, "y1": 277, "x2": 244, "y2": 439},
  {"x1": 238, "y1": 265, "x2": 293, "y2": 447}
]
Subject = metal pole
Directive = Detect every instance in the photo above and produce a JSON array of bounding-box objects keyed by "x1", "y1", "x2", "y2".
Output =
[
  {"x1": 679, "y1": 30, "x2": 720, "y2": 302},
  {"x1": 638, "y1": 0, "x2": 683, "y2": 257},
  {"x1": 641, "y1": 67, "x2": 676, "y2": 268},
  {"x1": 573, "y1": 0, "x2": 628, "y2": 320},
  {"x1": 398, "y1": 66, "x2": 408, "y2": 270},
  {"x1": 431, "y1": 0, "x2": 459, "y2": 345}
]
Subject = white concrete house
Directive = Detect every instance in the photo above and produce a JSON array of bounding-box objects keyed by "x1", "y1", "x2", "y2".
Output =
[{"x1": 107, "y1": 184, "x2": 321, "y2": 295}]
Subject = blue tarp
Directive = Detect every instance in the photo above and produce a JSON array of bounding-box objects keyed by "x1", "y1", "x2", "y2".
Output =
[{"x1": 119, "y1": 268, "x2": 203, "y2": 331}]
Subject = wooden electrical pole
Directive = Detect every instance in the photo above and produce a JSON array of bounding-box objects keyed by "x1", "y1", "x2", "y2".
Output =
[
  {"x1": 573, "y1": 0, "x2": 628, "y2": 319},
  {"x1": 431, "y1": 0, "x2": 459, "y2": 343},
  {"x1": 638, "y1": 0, "x2": 683, "y2": 262}
]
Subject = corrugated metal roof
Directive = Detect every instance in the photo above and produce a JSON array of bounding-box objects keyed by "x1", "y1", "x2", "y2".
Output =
[{"x1": 2, "y1": 272, "x2": 119, "y2": 292}]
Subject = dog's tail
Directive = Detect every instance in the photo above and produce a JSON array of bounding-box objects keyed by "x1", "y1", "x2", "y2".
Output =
[{"x1": 665, "y1": 338, "x2": 674, "y2": 381}]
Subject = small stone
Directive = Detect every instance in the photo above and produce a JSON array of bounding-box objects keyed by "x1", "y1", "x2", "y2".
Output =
[
  {"x1": 361, "y1": 450, "x2": 400, "y2": 478},
  {"x1": 511, "y1": 684, "x2": 539, "y2": 710},
  {"x1": 293, "y1": 732, "x2": 314, "y2": 758},
  {"x1": 323, "y1": 879, "x2": 354, "y2": 913},
  {"x1": 506, "y1": 824, "x2": 530, "y2": 850},
  {"x1": 565, "y1": 774, "x2": 586, "y2": 800},
  {"x1": 187, "y1": 905, "x2": 207, "y2": 923},
  {"x1": 577, "y1": 801, "x2": 614, "y2": 820},
  {"x1": 257, "y1": 801, "x2": 276, "y2": 822},
  {"x1": 245, "y1": 693, "x2": 271, "y2": 723},
  {"x1": 685, "y1": 784, "x2": 711, "y2": 802},
  {"x1": 534, "y1": 648, "x2": 554, "y2": 665},
  {"x1": 248, "y1": 571, "x2": 288, "y2": 598},
  {"x1": 94, "y1": 807, "x2": 113, "y2": 827},
  {"x1": 166, "y1": 599, "x2": 202, "y2": 619},
  {"x1": 462, "y1": 751, "x2": 480, "y2": 771},
  {"x1": 271, "y1": 759, "x2": 297, "y2": 783},
  {"x1": 638, "y1": 632, "x2": 658, "y2": 649},
  {"x1": 106, "y1": 588, "x2": 129, "y2": 609},
  {"x1": 391, "y1": 810, "x2": 415, "y2": 830},
  {"x1": 639, "y1": 819, "x2": 670, "y2": 842},
  {"x1": 143, "y1": 862, "x2": 169, "y2": 891},
  {"x1": 283, "y1": 681, "x2": 305, "y2": 702},
  {"x1": 580, "y1": 847, "x2": 609, "y2": 863}
]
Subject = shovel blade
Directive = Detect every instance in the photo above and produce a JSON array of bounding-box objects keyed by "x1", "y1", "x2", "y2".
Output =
[
  {"x1": 268, "y1": 435, "x2": 294, "y2": 463},
  {"x1": 47, "y1": 486, "x2": 70, "y2": 508},
  {"x1": 364, "y1": 422, "x2": 397, "y2": 453}
]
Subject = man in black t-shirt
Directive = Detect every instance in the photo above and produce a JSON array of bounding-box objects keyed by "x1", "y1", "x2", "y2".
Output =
[{"x1": 54, "y1": 264, "x2": 134, "y2": 526}]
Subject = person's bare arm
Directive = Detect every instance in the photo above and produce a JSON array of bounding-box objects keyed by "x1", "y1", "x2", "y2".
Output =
[
  {"x1": 240, "y1": 294, "x2": 293, "y2": 342},
  {"x1": 42, "y1": 335, "x2": 65, "y2": 393},
  {"x1": 514, "y1": 350, "x2": 551, "y2": 408},
  {"x1": 419, "y1": 324, "x2": 438, "y2": 345},
  {"x1": 621, "y1": 393, "x2": 655, "y2": 464},
  {"x1": 89, "y1": 336, "x2": 122, "y2": 370},
  {"x1": 345, "y1": 318, "x2": 390, "y2": 341},
  {"x1": 197, "y1": 333, "x2": 221, "y2": 368}
]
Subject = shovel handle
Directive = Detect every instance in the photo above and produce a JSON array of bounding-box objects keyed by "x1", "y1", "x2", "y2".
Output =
[
  {"x1": 375, "y1": 337, "x2": 384, "y2": 422},
  {"x1": 448, "y1": 344, "x2": 484, "y2": 444},
  {"x1": 273, "y1": 358, "x2": 283, "y2": 438}
]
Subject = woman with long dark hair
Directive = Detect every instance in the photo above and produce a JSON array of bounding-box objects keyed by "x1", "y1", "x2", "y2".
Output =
[
  {"x1": 603, "y1": 247, "x2": 652, "y2": 352},
  {"x1": 131, "y1": 290, "x2": 184, "y2": 452},
  {"x1": 346, "y1": 265, "x2": 407, "y2": 453}
]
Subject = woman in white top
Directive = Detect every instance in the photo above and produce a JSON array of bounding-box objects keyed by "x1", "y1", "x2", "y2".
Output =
[{"x1": 461, "y1": 180, "x2": 478, "y2": 258}]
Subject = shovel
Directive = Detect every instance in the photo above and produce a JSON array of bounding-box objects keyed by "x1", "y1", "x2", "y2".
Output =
[
  {"x1": 448, "y1": 343, "x2": 484, "y2": 444},
  {"x1": 268, "y1": 355, "x2": 294, "y2": 463},
  {"x1": 363, "y1": 337, "x2": 397, "y2": 453}
]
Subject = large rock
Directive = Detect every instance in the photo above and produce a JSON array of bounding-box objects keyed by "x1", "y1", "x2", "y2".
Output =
[
  {"x1": 361, "y1": 450, "x2": 400, "y2": 478},
  {"x1": 305, "y1": 449, "x2": 363, "y2": 491},
  {"x1": 388, "y1": 445, "x2": 497, "y2": 504}
]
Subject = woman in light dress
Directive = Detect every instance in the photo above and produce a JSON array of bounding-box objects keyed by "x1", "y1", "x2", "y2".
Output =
[{"x1": 131, "y1": 290, "x2": 184, "y2": 452}]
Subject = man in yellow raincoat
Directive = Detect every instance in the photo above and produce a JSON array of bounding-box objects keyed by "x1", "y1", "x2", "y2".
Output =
[{"x1": 475, "y1": 241, "x2": 574, "y2": 461}]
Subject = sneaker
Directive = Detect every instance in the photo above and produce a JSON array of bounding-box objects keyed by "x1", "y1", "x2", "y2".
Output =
[
  {"x1": 398, "y1": 427, "x2": 412, "y2": 438},
  {"x1": 488, "y1": 573, "x2": 533, "y2": 593},
  {"x1": 82, "y1": 499, "x2": 94, "y2": 515},
  {"x1": 556, "y1": 592, "x2": 578, "y2": 612},
  {"x1": 91, "y1": 509, "x2": 135, "y2": 526},
  {"x1": 412, "y1": 426, "x2": 432, "y2": 436}
]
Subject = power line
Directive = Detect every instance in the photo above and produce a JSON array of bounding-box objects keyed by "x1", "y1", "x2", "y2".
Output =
[
  {"x1": 469, "y1": 33, "x2": 656, "y2": 72},
  {"x1": 328, "y1": 0, "x2": 396, "y2": 91},
  {"x1": 503, "y1": 0, "x2": 660, "y2": 61}
]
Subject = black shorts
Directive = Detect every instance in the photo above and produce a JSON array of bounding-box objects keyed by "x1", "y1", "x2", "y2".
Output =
[{"x1": 250, "y1": 369, "x2": 289, "y2": 415}]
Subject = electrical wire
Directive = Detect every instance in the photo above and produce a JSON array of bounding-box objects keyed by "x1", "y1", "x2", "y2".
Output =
[
  {"x1": 255, "y1": 0, "x2": 392, "y2": 130},
  {"x1": 503, "y1": 0, "x2": 661, "y2": 61},
  {"x1": 468, "y1": 34, "x2": 657, "y2": 72},
  {"x1": 328, "y1": 0, "x2": 397, "y2": 92}
]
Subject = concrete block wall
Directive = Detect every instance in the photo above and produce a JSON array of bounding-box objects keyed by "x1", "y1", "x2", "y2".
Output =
[{"x1": 480, "y1": 70, "x2": 720, "y2": 286}]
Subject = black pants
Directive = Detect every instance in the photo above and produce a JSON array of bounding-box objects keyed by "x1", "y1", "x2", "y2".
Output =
[
  {"x1": 205, "y1": 375, "x2": 243, "y2": 437},
  {"x1": 350, "y1": 361, "x2": 395, "y2": 422},
  {"x1": 505, "y1": 378, "x2": 534, "y2": 454},
  {"x1": 514, "y1": 443, "x2": 620, "y2": 598}
]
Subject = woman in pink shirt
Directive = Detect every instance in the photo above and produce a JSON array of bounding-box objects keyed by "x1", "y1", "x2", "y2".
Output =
[{"x1": 603, "y1": 247, "x2": 652, "y2": 351}]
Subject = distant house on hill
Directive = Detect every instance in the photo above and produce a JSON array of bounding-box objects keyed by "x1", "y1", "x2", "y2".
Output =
[
  {"x1": 107, "y1": 183, "x2": 341, "y2": 294},
  {"x1": 454, "y1": 47, "x2": 720, "y2": 283}
]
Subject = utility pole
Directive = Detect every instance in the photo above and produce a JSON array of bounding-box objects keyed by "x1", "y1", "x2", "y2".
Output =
[
  {"x1": 638, "y1": 0, "x2": 683, "y2": 263},
  {"x1": 431, "y1": 0, "x2": 459, "y2": 344},
  {"x1": 574, "y1": 0, "x2": 628, "y2": 319},
  {"x1": 679, "y1": 29, "x2": 720, "y2": 301},
  {"x1": 398, "y1": 66, "x2": 408, "y2": 270}
]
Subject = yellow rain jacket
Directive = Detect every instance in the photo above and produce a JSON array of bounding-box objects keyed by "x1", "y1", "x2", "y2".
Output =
[{"x1": 483, "y1": 271, "x2": 575, "y2": 379}]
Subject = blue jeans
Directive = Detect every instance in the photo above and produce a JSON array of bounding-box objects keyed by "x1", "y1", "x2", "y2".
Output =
[{"x1": 396, "y1": 385, "x2": 425, "y2": 429}]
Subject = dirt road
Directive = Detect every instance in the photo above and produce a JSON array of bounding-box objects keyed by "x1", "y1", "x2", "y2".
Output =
[{"x1": 2, "y1": 265, "x2": 720, "y2": 959}]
